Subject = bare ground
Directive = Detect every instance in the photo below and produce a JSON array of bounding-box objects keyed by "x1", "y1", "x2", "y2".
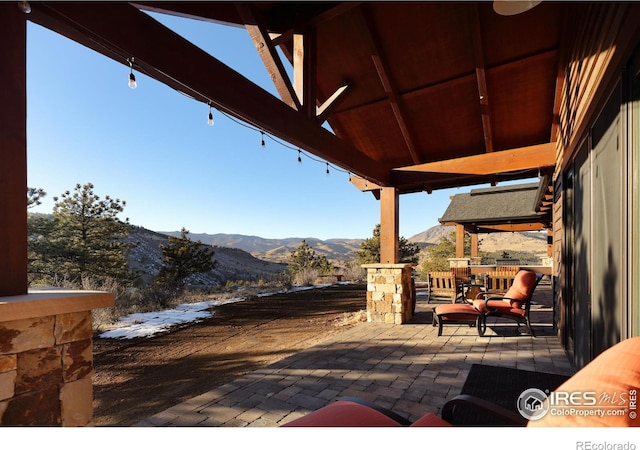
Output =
[{"x1": 91, "y1": 283, "x2": 367, "y2": 426}]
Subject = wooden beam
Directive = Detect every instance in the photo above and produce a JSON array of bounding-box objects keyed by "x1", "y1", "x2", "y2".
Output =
[
  {"x1": 30, "y1": 2, "x2": 390, "y2": 185},
  {"x1": 380, "y1": 188, "x2": 399, "y2": 264},
  {"x1": 235, "y1": 3, "x2": 300, "y2": 111},
  {"x1": 349, "y1": 174, "x2": 381, "y2": 191},
  {"x1": 293, "y1": 27, "x2": 317, "y2": 120},
  {"x1": 356, "y1": 6, "x2": 421, "y2": 165},
  {"x1": 394, "y1": 143, "x2": 556, "y2": 175},
  {"x1": 476, "y1": 223, "x2": 547, "y2": 232},
  {"x1": 316, "y1": 84, "x2": 349, "y2": 124},
  {"x1": 0, "y1": 4, "x2": 28, "y2": 296},
  {"x1": 349, "y1": 175, "x2": 380, "y2": 199},
  {"x1": 470, "y1": 4, "x2": 497, "y2": 186}
]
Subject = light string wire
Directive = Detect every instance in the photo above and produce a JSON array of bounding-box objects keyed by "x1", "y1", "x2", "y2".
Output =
[
  {"x1": 121, "y1": 53, "x2": 352, "y2": 177},
  {"x1": 214, "y1": 107, "x2": 352, "y2": 176},
  {"x1": 38, "y1": 7, "x2": 354, "y2": 179}
]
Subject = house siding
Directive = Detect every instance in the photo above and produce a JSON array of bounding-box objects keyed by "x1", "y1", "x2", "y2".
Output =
[{"x1": 554, "y1": 2, "x2": 640, "y2": 368}]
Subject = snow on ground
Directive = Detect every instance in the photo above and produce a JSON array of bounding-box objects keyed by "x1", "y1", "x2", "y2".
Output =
[{"x1": 98, "y1": 284, "x2": 331, "y2": 340}]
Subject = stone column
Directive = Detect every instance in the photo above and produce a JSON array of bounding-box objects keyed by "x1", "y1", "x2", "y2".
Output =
[
  {"x1": 0, "y1": 289, "x2": 113, "y2": 426},
  {"x1": 363, "y1": 264, "x2": 415, "y2": 324}
]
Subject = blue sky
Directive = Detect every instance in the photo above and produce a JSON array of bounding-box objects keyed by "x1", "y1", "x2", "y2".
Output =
[{"x1": 26, "y1": 11, "x2": 533, "y2": 241}]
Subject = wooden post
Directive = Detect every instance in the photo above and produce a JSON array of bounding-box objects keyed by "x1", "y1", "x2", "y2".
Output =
[
  {"x1": 380, "y1": 187, "x2": 399, "y2": 263},
  {"x1": 471, "y1": 232, "x2": 479, "y2": 258},
  {"x1": 455, "y1": 224, "x2": 465, "y2": 258},
  {"x1": 0, "y1": 4, "x2": 28, "y2": 296}
]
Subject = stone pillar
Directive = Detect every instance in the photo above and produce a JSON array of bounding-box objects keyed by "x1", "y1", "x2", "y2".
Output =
[
  {"x1": 363, "y1": 264, "x2": 415, "y2": 324},
  {"x1": 0, "y1": 289, "x2": 113, "y2": 426},
  {"x1": 448, "y1": 258, "x2": 470, "y2": 268}
]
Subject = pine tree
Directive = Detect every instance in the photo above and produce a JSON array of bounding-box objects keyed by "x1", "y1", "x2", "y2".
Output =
[
  {"x1": 288, "y1": 240, "x2": 318, "y2": 274},
  {"x1": 418, "y1": 230, "x2": 472, "y2": 276},
  {"x1": 31, "y1": 183, "x2": 133, "y2": 284},
  {"x1": 355, "y1": 224, "x2": 420, "y2": 264},
  {"x1": 156, "y1": 228, "x2": 216, "y2": 292},
  {"x1": 288, "y1": 240, "x2": 333, "y2": 279}
]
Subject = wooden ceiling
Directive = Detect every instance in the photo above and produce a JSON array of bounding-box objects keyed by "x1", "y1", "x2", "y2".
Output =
[{"x1": 27, "y1": 1, "x2": 567, "y2": 195}]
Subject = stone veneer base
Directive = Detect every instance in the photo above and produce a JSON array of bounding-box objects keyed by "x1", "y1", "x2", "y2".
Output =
[
  {"x1": 362, "y1": 264, "x2": 416, "y2": 325},
  {"x1": 0, "y1": 288, "x2": 113, "y2": 426}
]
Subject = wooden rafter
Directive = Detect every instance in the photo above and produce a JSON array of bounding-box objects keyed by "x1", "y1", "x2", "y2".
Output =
[
  {"x1": 471, "y1": 4, "x2": 493, "y2": 154},
  {"x1": 356, "y1": 6, "x2": 421, "y2": 165},
  {"x1": 470, "y1": 4, "x2": 496, "y2": 186},
  {"x1": 293, "y1": 28, "x2": 317, "y2": 119},
  {"x1": 394, "y1": 143, "x2": 556, "y2": 176},
  {"x1": 235, "y1": 3, "x2": 300, "y2": 111}
]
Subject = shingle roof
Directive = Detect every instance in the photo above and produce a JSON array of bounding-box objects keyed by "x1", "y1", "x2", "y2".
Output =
[{"x1": 439, "y1": 182, "x2": 542, "y2": 225}]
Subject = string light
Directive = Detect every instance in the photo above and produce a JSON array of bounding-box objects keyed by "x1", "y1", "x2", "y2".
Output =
[
  {"x1": 261, "y1": 131, "x2": 266, "y2": 148},
  {"x1": 207, "y1": 103, "x2": 214, "y2": 126},
  {"x1": 326, "y1": 162, "x2": 330, "y2": 176},
  {"x1": 18, "y1": 1, "x2": 31, "y2": 13},
  {"x1": 127, "y1": 57, "x2": 137, "y2": 89},
  {"x1": 298, "y1": 150, "x2": 303, "y2": 165}
]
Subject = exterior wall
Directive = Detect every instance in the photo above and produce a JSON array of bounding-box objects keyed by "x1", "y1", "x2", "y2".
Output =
[
  {"x1": 363, "y1": 264, "x2": 415, "y2": 324},
  {"x1": 553, "y1": 2, "x2": 640, "y2": 363}
]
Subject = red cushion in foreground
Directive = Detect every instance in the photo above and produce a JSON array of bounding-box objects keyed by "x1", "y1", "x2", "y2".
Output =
[{"x1": 282, "y1": 401, "x2": 404, "y2": 427}]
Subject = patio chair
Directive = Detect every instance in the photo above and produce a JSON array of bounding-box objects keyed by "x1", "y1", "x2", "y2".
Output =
[
  {"x1": 451, "y1": 266, "x2": 471, "y2": 284},
  {"x1": 485, "y1": 270, "x2": 517, "y2": 294},
  {"x1": 427, "y1": 271, "x2": 460, "y2": 303},
  {"x1": 472, "y1": 269, "x2": 543, "y2": 337},
  {"x1": 282, "y1": 336, "x2": 640, "y2": 427}
]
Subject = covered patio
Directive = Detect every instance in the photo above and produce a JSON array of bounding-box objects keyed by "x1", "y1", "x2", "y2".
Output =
[
  {"x1": 2, "y1": 1, "x2": 639, "y2": 426},
  {"x1": 134, "y1": 283, "x2": 572, "y2": 426}
]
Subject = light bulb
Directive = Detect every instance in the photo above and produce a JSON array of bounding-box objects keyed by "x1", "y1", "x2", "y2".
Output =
[
  {"x1": 326, "y1": 163, "x2": 330, "y2": 176},
  {"x1": 18, "y1": 1, "x2": 31, "y2": 13},
  {"x1": 261, "y1": 131, "x2": 266, "y2": 148},
  {"x1": 207, "y1": 111, "x2": 214, "y2": 126},
  {"x1": 298, "y1": 150, "x2": 302, "y2": 165},
  {"x1": 128, "y1": 72, "x2": 137, "y2": 89}
]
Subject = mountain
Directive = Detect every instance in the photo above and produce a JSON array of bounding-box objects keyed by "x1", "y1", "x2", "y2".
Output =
[
  {"x1": 126, "y1": 227, "x2": 287, "y2": 286},
  {"x1": 161, "y1": 232, "x2": 363, "y2": 264},
  {"x1": 161, "y1": 226, "x2": 548, "y2": 265},
  {"x1": 407, "y1": 224, "x2": 548, "y2": 256},
  {"x1": 408, "y1": 225, "x2": 454, "y2": 245}
]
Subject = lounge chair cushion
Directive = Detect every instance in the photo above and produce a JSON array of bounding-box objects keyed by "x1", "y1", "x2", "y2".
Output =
[
  {"x1": 528, "y1": 337, "x2": 640, "y2": 427},
  {"x1": 281, "y1": 400, "x2": 405, "y2": 427},
  {"x1": 503, "y1": 270, "x2": 538, "y2": 308},
  {"x1": 434, "y1": 303, "x2": 481, "y2": 321},
  {"x1": 472, "y1": 270, "x2": 538, "y2": 313},
  {"x1": 410, "y1": 412, "x2": 452, "y2": 427}
]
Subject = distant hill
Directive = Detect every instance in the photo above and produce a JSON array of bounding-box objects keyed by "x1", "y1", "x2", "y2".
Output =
[
  {"x1": 407, "y1": 224, "x2": 548, "y2": 256},
  {"x1": 161, "y1": 232, "x2": 363, "y2": 264},
  {"x1": 161, "y1": 226, "x2": 548, "y2": 265},
  {"x1": 126, "y1": 227, "x2": 287, "y2": 286},
  {"x1": 408, "y1": 225, "x2": 454, "y2": 245}
]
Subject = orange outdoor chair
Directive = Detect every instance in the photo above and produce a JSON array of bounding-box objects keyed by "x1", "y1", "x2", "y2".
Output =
[
  {"x1": 472, "y1": 269, "x2": 543, "y2": 337},
  {"x1": 283, "y1": 337, "x2": 640, "y2": 427}
]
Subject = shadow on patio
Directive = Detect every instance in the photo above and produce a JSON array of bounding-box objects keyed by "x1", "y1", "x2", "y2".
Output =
[{"x1": 134, "y1": 282, "x2": 574, "y2": 427}]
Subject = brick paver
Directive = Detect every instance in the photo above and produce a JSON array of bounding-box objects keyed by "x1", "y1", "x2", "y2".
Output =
[{"x1": 134, "y1": 283, "x2": 574, "y2": 427}]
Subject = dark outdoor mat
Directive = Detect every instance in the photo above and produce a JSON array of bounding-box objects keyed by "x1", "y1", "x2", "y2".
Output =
[{"x1": 453, "y1": 364, "x2": 571, "y2": 426}]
